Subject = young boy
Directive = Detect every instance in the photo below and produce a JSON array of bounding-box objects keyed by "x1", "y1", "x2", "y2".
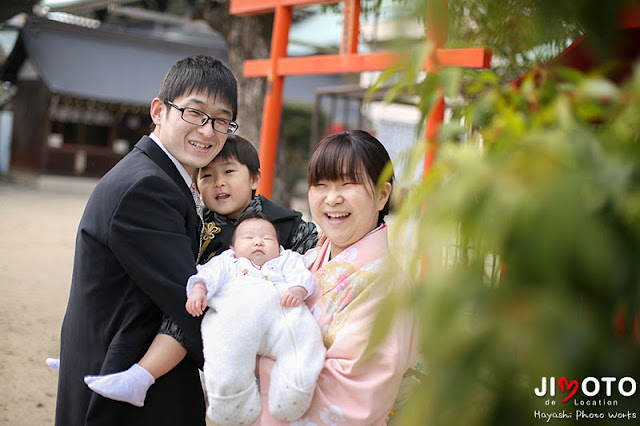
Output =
[
  {"x1": 86, "y1": 213, "x2": 325, "y2": 424},
  {"x1": 196, "y1": 134, "x2": 318, "y2": 262}
]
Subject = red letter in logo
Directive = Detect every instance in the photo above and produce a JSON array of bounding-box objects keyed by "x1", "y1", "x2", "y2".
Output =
[{"x1": 558, "y1": 376, "x2": 579, "y2": 402}]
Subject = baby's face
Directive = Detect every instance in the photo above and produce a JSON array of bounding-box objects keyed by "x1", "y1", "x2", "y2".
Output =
[{"x1": 231, "y1": 218, "x2": 280, "y2": 267}]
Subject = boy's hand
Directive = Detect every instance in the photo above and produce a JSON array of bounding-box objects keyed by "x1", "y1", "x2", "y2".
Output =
[
  {"x1": 281, "y1": 286, "x2": 307, "y2": 307},
  {"x1": 186, "y1": 288, "x2": 207, "y2": 316}
]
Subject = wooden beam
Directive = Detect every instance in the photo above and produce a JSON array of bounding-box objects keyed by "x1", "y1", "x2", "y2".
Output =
[
  {"x1": 243, "y1": 48, "x2": 491, "y2": 77},
  {"x1": 438, "y1": 47, "x2": 491, "y2": 70},
  {"x1": 230, "y1": 0, "x2": 339, "y2": 16}
]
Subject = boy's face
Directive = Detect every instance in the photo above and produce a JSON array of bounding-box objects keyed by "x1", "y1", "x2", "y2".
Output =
[
  {"x1": 150, "y1": 91, "x2": 233, "y2": 175},
  {"x1": 197, "y1": 156, "x2": 260, "y2": 219},
  {"x1": 231, "y1": 218, "x2": 280, "y2": 267}
]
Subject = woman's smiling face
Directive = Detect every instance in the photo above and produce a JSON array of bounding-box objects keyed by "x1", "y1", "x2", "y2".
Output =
[
  {"x1": 308, "y1": 169, "x2": 391, "y2": 259},
  {"x1": 307, "y1": 130, "x2": 394, "y2": 259}
]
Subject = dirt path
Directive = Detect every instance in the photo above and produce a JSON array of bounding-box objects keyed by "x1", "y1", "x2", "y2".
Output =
[
  {"x1": 0, "y1": 178, "x2": 93, "y2": 425},
  {"x1": 0, "y1": 177, "x2": 224, "y2": 426}
]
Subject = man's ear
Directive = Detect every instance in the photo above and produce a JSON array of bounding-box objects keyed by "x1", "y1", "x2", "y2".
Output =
[
  {"x1": 150, "y1": 98, "x2": 165, "y2": 128},
  {"x1": 251, "y1": 170, "x2": 262, "y2": 191}
]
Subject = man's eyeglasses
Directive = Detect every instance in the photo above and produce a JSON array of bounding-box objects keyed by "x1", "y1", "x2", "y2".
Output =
[{"x1": 165, "y1": 101, "x2": 238, "y2": 135}]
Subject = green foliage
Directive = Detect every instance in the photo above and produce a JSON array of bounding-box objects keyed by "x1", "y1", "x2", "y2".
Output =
[
  {"x1": 389, "y1": 66, "x2": 640, "y2": 426},
  {"x1": 373, "y1": 2, "x2": 640, "y2": 425},
  {"x1": 439, "y1": 0, "x2": 628, "y2": 79},
  {"x1": 447, "y1": 0, "x2": 581, "y2": 79}
]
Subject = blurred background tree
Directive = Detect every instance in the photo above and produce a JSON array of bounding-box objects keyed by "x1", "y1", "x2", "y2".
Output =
[
  {"x1": 374, "y1": 0, "x2": 640, "y2": 424},
  {"x1": 275, "y1": 102, "x2": 327, "y2": 209}
]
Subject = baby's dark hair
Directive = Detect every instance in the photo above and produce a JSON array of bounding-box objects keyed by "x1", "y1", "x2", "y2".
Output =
[
  {"x1": 230, "y1": 211, "x2": 280, "y2": 246},
  {"x1": 308, "y1": 130, "x2": 394, "y2": 225}
]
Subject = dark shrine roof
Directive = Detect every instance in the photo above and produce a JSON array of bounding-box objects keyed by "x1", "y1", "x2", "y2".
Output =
[{"x1": 0, "y1": 15, "x2": 228, "y2": 107}]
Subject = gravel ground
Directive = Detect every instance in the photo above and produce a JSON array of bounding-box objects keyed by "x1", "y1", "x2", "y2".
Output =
[
  {"x1": 0, "y1": 176, "x2": 94, "y2": 425},
  {"x1": 0, "y1": 175, "x2": 227, "y2": 425}
]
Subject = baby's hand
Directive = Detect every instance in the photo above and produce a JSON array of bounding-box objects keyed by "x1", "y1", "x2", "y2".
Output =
[
  {"x1": 185, "y1": 289, "x2": 207, "y2": 317},
  {"x1": 281, "y1": 286, "x2": 307, "y2": 307}
]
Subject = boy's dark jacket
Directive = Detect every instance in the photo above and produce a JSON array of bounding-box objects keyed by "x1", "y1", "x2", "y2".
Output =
[{"x1": 199, "y1": 194, "x2": 303, "y2": 264}]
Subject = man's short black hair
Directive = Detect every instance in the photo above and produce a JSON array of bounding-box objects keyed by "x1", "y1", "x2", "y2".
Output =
[{"x1": 151, "y1": 55, "x2": 238, "y2": 131}]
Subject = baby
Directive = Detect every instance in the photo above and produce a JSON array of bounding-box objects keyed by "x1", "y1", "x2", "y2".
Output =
[{"x1": 84, "y1": 212, "x2": 325, "y2": 424}]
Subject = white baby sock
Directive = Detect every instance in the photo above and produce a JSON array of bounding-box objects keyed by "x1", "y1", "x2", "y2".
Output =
[
  {"x1": 46, "y1": 358, "x2": 60, "y2": 371},
  {"x1": 84, "y1": 363, "x2": 155, "y2": 407}
]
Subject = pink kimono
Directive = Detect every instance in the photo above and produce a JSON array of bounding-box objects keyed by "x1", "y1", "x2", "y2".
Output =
[{"x1": 256, "y1": 224, "x2": 418, "y2": 425}]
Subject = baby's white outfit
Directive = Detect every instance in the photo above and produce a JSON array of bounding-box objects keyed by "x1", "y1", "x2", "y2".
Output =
[{"x1": 186, "y1": 248, "x2": 325, "y2": 425}]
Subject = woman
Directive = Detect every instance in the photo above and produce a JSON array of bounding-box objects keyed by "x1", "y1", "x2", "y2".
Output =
[{"x1": 257, "y1": 130, "x2": 418, "y2": 425}]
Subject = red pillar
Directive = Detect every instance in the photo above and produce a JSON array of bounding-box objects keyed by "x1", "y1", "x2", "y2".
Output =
[
  {"x1": 341, "y1": 0, "x2": 361, "y2": 55},
  {"x1": 423, "y1": 0, "x2": 448, "y2": 176},
  {"x1": 256, "y1": 5, "x2": 292, "y2": 198}
]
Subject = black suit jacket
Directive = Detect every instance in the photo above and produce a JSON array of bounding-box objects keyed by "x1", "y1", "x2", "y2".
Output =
[{"x1": 56, "y1": 136, "x2": 205, "y2": 425}]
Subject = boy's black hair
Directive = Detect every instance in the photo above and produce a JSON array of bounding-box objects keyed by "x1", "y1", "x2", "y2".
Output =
[
  {"x1": 230, "y1": 211, "x2": 280, "y2": 246},
  {"x1": 151, "y1": 55, "x2": 238, "y2": 131},
  {"x1": 308, "y1": 130, "x2": 394, "y2": 225},
  {"x1": 216, "y1": 135, "x2": 261, "y2": 179}
]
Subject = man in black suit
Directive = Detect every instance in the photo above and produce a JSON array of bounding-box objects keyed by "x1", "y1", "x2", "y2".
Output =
[{"x1": 55, "y1": 55, "x2": 238, "y2": 425}]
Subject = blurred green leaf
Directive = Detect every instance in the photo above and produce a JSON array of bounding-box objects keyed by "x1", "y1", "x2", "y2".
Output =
[{"x1": 368, "y1": 2, "x2": 640, "y2": 424}]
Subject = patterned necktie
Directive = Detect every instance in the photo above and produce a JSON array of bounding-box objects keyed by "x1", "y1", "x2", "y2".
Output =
[
  {"x1": 189, "y1": 185, "x2": 204, "y2": 262},
  {"x1": 189, "y1": 185, "x2": 204, "y2": 223}
]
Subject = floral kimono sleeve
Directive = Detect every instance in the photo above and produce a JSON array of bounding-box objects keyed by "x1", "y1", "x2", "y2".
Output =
[{"x1": 306, "y1": 303, "x2": 417, "y2": 425}]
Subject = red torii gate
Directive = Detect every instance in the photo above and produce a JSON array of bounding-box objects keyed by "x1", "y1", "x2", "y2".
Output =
[{"x1": 230, "y1": 0, "x2": 491, "y2": 197}]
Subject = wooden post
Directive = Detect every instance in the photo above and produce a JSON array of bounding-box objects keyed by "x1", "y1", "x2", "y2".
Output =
[
  {"x1": 257, "y1": 5, "x2": 292, "y2": 197},
  {"x1": 423, "y1": 0, "x2": 449, "y2": 176},
  {"x1": 341, "y1": 0, "x2": 360, "y2": 55}
]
